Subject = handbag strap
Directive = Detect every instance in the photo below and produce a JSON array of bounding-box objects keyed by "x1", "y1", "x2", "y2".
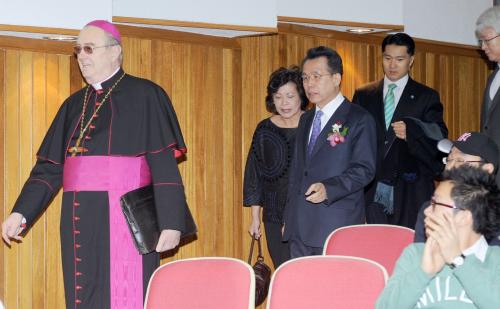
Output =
[{"x1": 247, "y1": 234, "x2": 265, "y2": 264}]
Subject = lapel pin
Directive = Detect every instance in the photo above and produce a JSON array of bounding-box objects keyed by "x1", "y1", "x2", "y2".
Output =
[{"x1": 410, "y1": 95, "x2": 415, "y2": 99}]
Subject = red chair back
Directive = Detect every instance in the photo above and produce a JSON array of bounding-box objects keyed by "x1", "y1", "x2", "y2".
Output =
[
  {"x1": 145, "y1": 257, "x2": 255, "y2": 309},
  {"x1": 266, "y1": 255, "x2": 387, "y2": 309},
  {"x1": 323, "y1": 224, "x2": 414, "y2": 275}
]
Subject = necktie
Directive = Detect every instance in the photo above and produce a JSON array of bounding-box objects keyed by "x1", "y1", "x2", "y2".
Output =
[
  {"x1": 308, "y1": 110, "x2": 323, "y2": 155},
  {"x1": 384, "y1": 83, "x2": 397, "y2": 130}
]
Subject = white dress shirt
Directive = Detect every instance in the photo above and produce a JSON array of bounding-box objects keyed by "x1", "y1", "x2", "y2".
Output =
[
  {"x1": 462, "y1": 235, "x2": 488, "y2": 262},
  {"x1": 308, "y1": 92, "x2": 345, "y2": 143},
  {"x1": 489, "y1": 64, "x2": 500, "y2": 100}
]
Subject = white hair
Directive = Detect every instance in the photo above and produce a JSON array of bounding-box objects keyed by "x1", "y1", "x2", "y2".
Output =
[
  {"x1": 476, "y1": 6, "x2": 500, "y2": 36},
  {"x1": 103, "y1": 32, "x2": 123, "y2": 65}
]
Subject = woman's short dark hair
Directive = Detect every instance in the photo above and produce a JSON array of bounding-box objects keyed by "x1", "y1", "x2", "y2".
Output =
[
  {"x1": 441, "y1": 166, "x2": 500, "y2": 239},
  {"x1": 300, "y1": 46, "x2": 343, "y2": 76},
  {"x1": 265, "y1": 66, "x2": 308, "y2": 114},
  {"x1": 382, "y1": 33, "x2": 415, "y2": 56}
]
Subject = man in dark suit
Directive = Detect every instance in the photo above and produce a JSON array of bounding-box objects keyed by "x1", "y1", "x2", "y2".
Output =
[
  {"x1": 476, "y1": 6, "x2": 500, "y2": 185},
  {"x1": 352, "y1": 33, "x2": 448, "y2": 228},
  {"x1": 283, "y1": 46, "x2": 377, "y2": 258}
]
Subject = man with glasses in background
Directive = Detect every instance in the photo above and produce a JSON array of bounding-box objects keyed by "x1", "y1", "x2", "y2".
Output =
[
  {"x1": 1, "y1": 20, "x2": 196, "y2": 308},
  {"x1": 352, "y1": 33, "x2": 447, "y2": 229},
  {"x1": 414, "y1": 132, "x2": 500, "y2": 246},
  {"x1": 377, "y1": 166, "x2": 500, "y2": 308},
  {"x1": 476, "y1": 6, "x2": 500, "y2": 187}
]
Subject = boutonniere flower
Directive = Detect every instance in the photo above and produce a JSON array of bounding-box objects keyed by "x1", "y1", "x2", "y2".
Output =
[{"x1": 327, "y1": 121, "x2": 349, "y2": 147}]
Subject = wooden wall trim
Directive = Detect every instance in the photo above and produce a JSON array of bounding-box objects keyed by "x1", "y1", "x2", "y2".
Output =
[
  {"x1": 414, "y1": 38, "x2": 483, "y2": 59},
  {"x1": 0, "y1": 35, "x2": 73, "y2": 54},
  {"x1": 114, "y1": 16, "x2": 278, "y2": 33},
  {"x1": 117, "y1": 24, "x2": 240, "y2": 49},
  {"x1": 278, "y1": 16, "x2": 404, "y2": 31},
  {"x1": 0, "y1": 25, "x2": 241, "y2": 51},
  {"x1": 1, "y1": 22, "x2": 480, "y2": 57},
  {"x1": 278, "y1": 22, "x2": 383, "y2": 44},
  {"x1": 278, "y1": 23, "x2": 484, "y2": 58},
  {"x1": 0, "y1": 24, "x2": 78, "y2": 36}
]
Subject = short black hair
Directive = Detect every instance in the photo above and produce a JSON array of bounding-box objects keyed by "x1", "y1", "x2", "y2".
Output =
[
  {"x1": 265, "y1": 66, "x2": 308, "y2": 114},
  {"x1": 301, "y1": 46, "x2": 343, "y2": 76},
  {"x1": 382, "y1": 33, "x2": 415, "y2": 56},
  {"x1": 441, "y1": 166, "x2": 500, "y2": 239}
]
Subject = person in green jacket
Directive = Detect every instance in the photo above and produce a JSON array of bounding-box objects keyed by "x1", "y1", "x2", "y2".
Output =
[{"x1": 376, "y1": 166, "x2": 500, "y2": 308}]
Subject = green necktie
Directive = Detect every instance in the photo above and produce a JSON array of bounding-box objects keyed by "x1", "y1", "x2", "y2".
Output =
[{"x1": 384, "y1": 84, "x2": 397, "y2": 130}]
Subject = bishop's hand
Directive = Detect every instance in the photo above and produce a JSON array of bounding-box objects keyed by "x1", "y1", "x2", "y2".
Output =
[
  {"x1": 2, "y1": 212, "x2": 25, "y2": 245},
  {"x1": 155, "y1": 229, "x2": 181, "y2": 252}
]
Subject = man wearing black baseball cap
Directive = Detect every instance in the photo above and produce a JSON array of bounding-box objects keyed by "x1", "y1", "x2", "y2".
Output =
[{"x1": 414, "y1": 132, "x2": 500, "y2": 245}]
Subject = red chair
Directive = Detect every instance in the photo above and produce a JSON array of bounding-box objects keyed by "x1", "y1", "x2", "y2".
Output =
[
  {"x1": 266, "y1": 255, "x2": 387, "y2": 309},
  {"x1": 144, "y1": 257, "x2": 255, "y2": 309},
  {"x1": 323, "y1": 224, "x2": 414, "y2": 275}
]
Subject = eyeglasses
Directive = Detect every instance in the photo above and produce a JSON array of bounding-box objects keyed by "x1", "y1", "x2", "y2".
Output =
[
  {"x1": 478, "y1": 34, "x2": 500, "y2": 46},
  {"x1": 430, "y1": 198, "x2": 462, "y2": 211},
  {"x1": 442, "y1": 157, "x2": 484, "y2": 165},
  {"x1": 301, "y1": 73, "x2": 333, "y2": 83},
  {"x1": 73, "y1": 44, "x2": 118, "y2": 55}
]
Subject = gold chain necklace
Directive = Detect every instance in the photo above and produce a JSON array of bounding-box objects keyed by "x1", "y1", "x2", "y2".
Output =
[{"x1": 68, "y1": 72, "x2": 126, "y2": 156}]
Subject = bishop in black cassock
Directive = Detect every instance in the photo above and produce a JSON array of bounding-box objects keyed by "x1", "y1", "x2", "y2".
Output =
[{"x1": 2, "y1": 20, "x2": 196, "y2": 309}]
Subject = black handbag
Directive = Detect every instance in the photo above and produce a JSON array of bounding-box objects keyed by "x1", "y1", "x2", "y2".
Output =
[
  {"x1": 247, "y1": 235, "x2": 272, "y2": 306},
  {"x1": 120, "y1": 185, "x2": 160, "y2": 254},
  {"x1": 120, "y1": 185, "x2": 198, "y2": 255}
]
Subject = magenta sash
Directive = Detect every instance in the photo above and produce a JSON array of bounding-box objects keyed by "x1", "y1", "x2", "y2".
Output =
[{"x1": 63, "y1": 156, "x2": 152, "y2": 309}]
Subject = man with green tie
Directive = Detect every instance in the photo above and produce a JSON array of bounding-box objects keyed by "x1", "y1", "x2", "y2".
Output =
[{"x1": 352, "y1": 33, "x2": 448, "y2": 228}]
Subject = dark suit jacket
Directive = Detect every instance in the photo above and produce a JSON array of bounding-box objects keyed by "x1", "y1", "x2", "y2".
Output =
[
  {"x1": 481, "y1": 68, "x2": 500, "y2": 185},
  {"x1": 283, "y1": 99, "x2": 377, "y2": 248},
  {"x1": 352, "y1": 78, "x2": 448, "y2": 228}
]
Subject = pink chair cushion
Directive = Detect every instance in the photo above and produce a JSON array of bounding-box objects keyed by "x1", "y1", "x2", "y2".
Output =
[
  {"x1": 145, "y1": 258, "x2": 252, "y2": 309},
  {"x1": 267, "y1": 256, "x2": 386, "y2": 309},
  {"x1": 324, "y1": 225, "x2": 414, "y2": 275}
]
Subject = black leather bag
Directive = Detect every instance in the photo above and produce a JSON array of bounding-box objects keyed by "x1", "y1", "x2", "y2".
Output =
[
  {"x1": 120, "y1": 185, "x2": 160, "y2": 254},
  {"x1": 247, "y1": 235, "x2": 271, "y2": 306}
]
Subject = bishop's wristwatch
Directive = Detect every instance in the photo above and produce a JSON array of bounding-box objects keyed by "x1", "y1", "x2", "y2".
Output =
[{"x1": 449, "y1": 253, "x2": 466, "y2": 269}]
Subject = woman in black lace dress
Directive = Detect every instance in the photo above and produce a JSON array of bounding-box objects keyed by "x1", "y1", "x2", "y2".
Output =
[{"x1": 244, "y1": 67, "x2": 308, "y2": 268}]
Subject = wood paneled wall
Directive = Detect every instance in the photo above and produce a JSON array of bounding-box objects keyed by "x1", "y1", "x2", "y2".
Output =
[
  {"x1": 1, "y1": 47, "x2": 71, "y2": 309},
  {"x1": 0, "y1": 23, "x2": 491, "y2": 308}
]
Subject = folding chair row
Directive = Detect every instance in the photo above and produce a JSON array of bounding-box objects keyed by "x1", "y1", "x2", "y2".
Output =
[
  {"x1": 144, "y1": 224, "x2": 414, "y2": 308},
  {"x1": 144, "y1": 255, "x2": 388, "y2": 309}
]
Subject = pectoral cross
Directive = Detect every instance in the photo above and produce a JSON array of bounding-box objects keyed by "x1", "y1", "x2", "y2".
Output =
[{"x1": 68, "y1": 138, "x2": 87, "y2": 157}]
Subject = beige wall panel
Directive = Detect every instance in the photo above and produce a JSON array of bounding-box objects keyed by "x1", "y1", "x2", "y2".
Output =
[
  {"x1": 1, "y1": 47, "x2": 71, "y2": 308},
  {"x1": 45, "y1": 54, "x2": 67, "y2": 309},
  {"x1": 4, "y1": 49, "x2": 21, "y2": 309},
  {"x1": 18, "y1": 51, "x2": 34, "y2": 309},
  {"x1": 32, "y1": 52, "x2": 47, "y2": 309},
  {"x1": 238, "y1": 36, "x2": 279, "y2": 280},
  {"x1": 0, "y1": 49, "x2": 5, "y2": 300}
]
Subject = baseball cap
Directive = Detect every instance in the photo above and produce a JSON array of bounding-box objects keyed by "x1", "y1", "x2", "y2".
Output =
[{"x1": 438, "y1": 132, "x2": 499, "y2": 170}]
